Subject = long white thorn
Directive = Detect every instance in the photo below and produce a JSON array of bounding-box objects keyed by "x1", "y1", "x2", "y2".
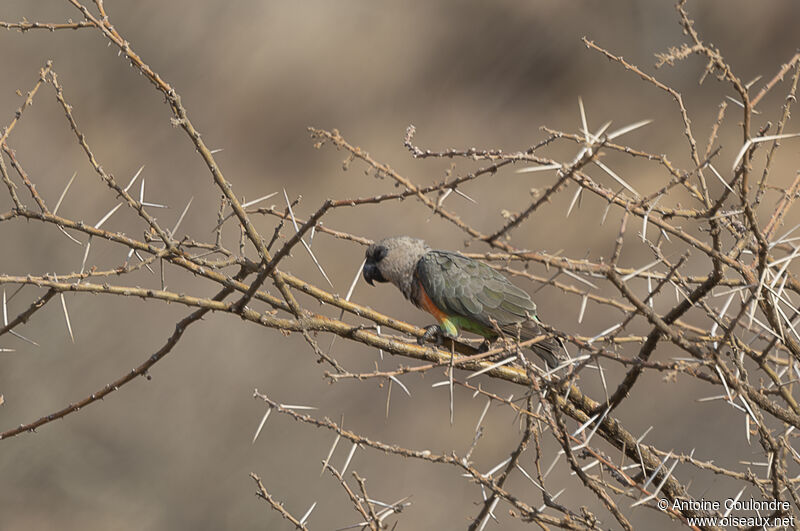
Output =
[
  {"x1": 2, "y1": 290, "x2": 38, "y2": 347},
  {"x1": 341, "y1": 442, "x2": 358, "y2": 475},
  {"x1": 621, "y1": 259, "x2": 661, "y2": 282},
  {"x1": 242, "y1": 191, "x2": 278, "y2": 208},
  {"x1": 388, "y1": 375, "x2": 411, "y2": 397},
  {"x1": 578, "y1": 96, "x2": 591, "y2": 142},
  {"x1": 466, "y1": 356, "x2": 517, "y2": 380},
  {"x1": 79, "y1": 236, "x2": 93, "y2": 275},
  {"x1": 707, "y1": 163, "x2": 735, "y2": 193},
  {"x1": 53, "y1": 172, "x2": 77, "y2": 215},
  {"x1": 94, "y1": 202, "x2": 122, "y2": 229},
  {"x1": 608, "y1": 119, "x2": 653, "y2": 140},
  {"x1": 594, "y1": 159, "x2": 640, "y2": 197},
  {"x1": 516, "y1": 163, "x2": 560, "y2": 174},
  {"x1": 171, "y1": 196, "x2": 194, "y2": 236},
  {"x1": 251, "y1": 407, "x2": 272, "y2": 444},
  {"x1": 732, "y1": 132, "x2": 800, "y2": 171},
  {"x1": 124, "y1": 166, "x2": 144, "y2": 193},
  {"x1": 283, "y1": 189, "x2": 333, "y2": 287},
  {"x1": 53, "y1": 275, "x2": 74, "y2": 342},
  {"x1": 299, "y1": 501, "x2": 317, "y2": 526},
  {"x1": 566, "y1": 186, "x2": 582, "y2": 217}
]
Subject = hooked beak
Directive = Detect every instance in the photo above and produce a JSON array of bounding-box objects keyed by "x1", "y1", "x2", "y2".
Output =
[{"x1": 363, "y1": 262, "x2": 386, "y2": 286}]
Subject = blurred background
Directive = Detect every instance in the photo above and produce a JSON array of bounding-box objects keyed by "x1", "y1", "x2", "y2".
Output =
[{"x1": 1, "y1": 1, "x2": 799, "y2": 529}]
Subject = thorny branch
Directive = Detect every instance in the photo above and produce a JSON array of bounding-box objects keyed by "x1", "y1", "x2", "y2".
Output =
[{"x1": 2, "y1": 1, "x2": 800, "y2": 528}]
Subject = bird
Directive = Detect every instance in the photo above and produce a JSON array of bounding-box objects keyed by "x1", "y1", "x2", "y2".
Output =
[{"x1": 362, "y1": 236, "x2": 565, "y2": 368}]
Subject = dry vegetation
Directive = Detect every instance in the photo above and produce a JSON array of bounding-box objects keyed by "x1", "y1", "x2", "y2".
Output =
[{"x1": 2, "y1": 1, "x2": 800, "y2": 529}]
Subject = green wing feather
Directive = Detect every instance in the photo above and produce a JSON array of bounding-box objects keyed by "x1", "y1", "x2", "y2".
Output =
[{"x1": 416, "y1": 250, "x2": 563, "y2": 367}]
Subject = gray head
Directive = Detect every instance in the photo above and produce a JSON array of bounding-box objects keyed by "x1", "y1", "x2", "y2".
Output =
[{"x1": 363, "y1": 236, "x2": 431, "y2": 300}]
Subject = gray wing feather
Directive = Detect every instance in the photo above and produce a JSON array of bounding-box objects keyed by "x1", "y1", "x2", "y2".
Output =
[
  {"x1": 416, "y1": 250, "x2": 563, "y2": 368},
  {"x1": 416, "y1": 251, "x2": 537, "y2": 327}
]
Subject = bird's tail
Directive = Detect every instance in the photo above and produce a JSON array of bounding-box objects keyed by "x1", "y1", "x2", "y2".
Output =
[{"x1": 502, "y1": 320, "x2": 565, "y2": 369}]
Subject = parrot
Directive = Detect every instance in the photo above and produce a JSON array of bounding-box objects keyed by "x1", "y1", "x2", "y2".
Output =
[{"x1": 362, "y1": 236, "x2": 564, "y2": 368}]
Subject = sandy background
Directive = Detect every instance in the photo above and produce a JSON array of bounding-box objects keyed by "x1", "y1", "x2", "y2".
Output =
[{"x1": 1, "y1": 1, "x2": 799, "y2": 529}]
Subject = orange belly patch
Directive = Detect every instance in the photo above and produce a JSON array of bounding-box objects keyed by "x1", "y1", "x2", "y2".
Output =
[
  {"x1": 417, "y1": 281, "x2": 460, "y2": 338},
  {"x1": 417, "y1": 281, "x2": 447, "y2": 323}
]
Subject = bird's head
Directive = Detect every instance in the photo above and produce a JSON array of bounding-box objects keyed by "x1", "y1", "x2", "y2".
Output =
[
  {"x1": 363, "y1": 244, "x2": 388, "y2": 286},
  {"x1": 363, "y1": 237, "x2": 430, "y2": 298}
]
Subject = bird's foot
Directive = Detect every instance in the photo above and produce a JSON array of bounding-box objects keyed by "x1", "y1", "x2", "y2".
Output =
[{"x1": 418, "y1": 324, "x2": 444, "y2": 346}]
